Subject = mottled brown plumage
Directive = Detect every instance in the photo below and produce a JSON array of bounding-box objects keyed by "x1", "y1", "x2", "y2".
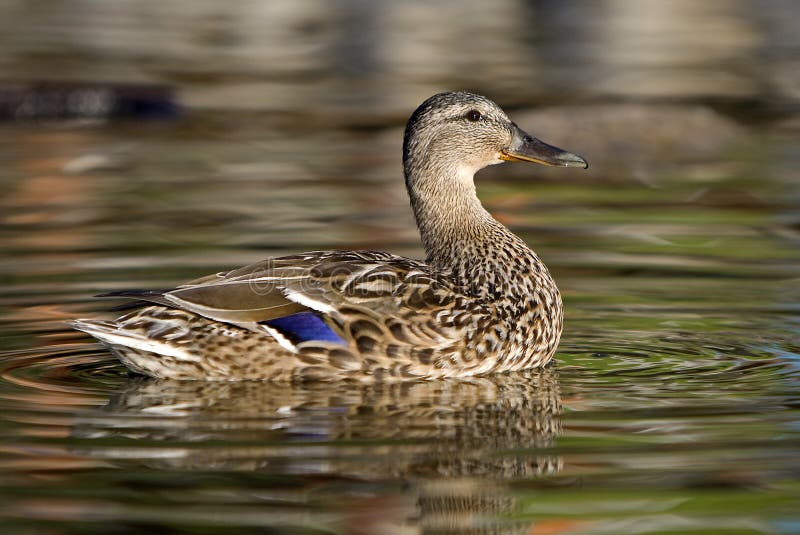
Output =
[{"x1": 72, "y1": 92, "x2": 587, "y2": 382}]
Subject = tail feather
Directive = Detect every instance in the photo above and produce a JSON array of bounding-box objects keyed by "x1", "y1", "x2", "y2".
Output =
[
  {"x1": 70, "y1": 318, "x2": 118, "y2": 336},
  {"x1": 95, "y1": 289, "x2": 175, "y2": 310},
  {"x1": 70, "y1": 318, "x2": 199, "y2": 361},
  {"x1": 70, "y1": 307, "x2": 301, "y2": 380}
]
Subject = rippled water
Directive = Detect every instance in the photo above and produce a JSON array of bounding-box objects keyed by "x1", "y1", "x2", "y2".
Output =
[
  {"x1": 1, "y1": 2, "x2": 799, "y2": 531},
  {"x1": 1, "y1": 110, "x2": 798, "y2": 534}
]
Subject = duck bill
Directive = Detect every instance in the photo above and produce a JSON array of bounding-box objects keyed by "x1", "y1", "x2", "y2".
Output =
[{"x1": 500, "y1": 124, "x2": 588, "y2": 169}]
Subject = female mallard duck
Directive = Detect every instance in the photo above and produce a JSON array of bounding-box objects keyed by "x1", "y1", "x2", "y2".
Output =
[{"x1": 72, "y1": 92, "x2": 587, "y2": 382}]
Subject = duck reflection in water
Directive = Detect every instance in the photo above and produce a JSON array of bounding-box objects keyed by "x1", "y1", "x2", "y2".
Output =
[
  {"x1": 73, "y1": 367, "x2": 562, "y2": 534},
  {"x1": 70, "y1": 91, "x2": 579, "y2": 533}
]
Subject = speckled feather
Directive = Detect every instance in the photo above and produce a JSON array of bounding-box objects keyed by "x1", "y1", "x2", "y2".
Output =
[{"x1": 72, "y1": 92, "x2": 586, "y2": 382}]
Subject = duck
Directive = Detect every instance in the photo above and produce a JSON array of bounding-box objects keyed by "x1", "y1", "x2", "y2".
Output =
[{"x1": 71, "y1": 92, "x2": 587, "y2": 382}]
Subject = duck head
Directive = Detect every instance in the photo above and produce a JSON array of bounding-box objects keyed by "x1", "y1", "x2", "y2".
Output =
[{"x1": 403, "y1": 91, "x2": 587, "y2": 187}]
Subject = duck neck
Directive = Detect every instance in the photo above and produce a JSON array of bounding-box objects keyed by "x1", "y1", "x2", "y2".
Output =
[
  {"x1": 405, "y1": 158, "x2": 506, "y2": 272},
  {"x1": 404, "y1": 155, "x2": 556, "y2": 308}
]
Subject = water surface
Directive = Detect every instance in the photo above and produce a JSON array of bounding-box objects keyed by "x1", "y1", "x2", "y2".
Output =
[
  {"x1": 1, "y1": 2, "x2": 799, "y2": 533},
  {"x1": 0, "y1": 114, "x2": 797, "y2": 534}
]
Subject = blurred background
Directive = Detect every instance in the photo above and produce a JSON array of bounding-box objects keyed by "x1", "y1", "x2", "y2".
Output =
[
  {"x1": 0, "y1": 1, "x2": 798, "y2": 534},
  {"x1": 2, "y1": 0, "x2": 799, "y2": 117},
  {"x1": 0, "y1": 0, "x2": 798, "y2": 261}
]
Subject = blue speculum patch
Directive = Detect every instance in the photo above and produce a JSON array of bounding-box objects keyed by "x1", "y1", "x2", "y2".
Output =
[{"x1": 263, "y1": 312, "x2": 346, "y2": 345}]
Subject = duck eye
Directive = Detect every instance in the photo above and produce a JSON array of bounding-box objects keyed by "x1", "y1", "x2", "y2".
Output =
[{"x1": 466, "y1": 109, "x2": 482, "y2": 122}]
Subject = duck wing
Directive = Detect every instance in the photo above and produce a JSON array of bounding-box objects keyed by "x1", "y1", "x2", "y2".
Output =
[{"x1": 105, "y1": 251, "x2": 462, "y2": 348}]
